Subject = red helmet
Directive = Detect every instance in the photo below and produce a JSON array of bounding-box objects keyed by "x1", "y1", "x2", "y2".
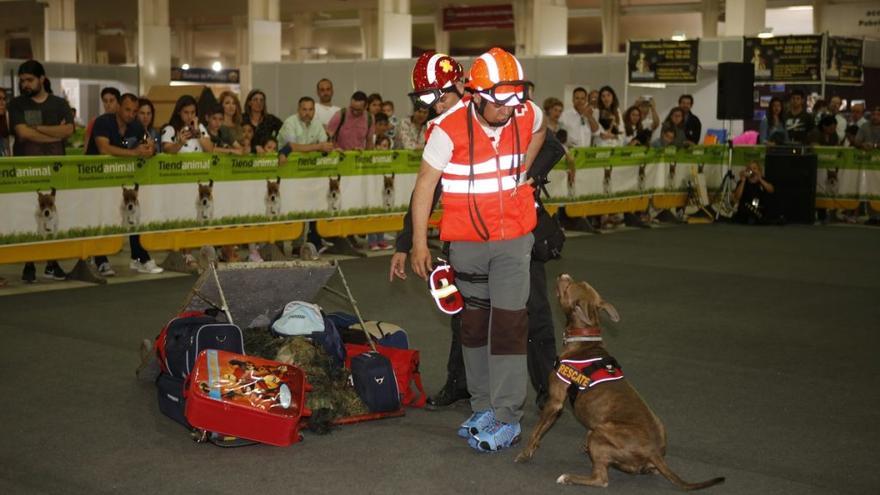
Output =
[
  {"x1": 411, "y1": 51, "x2": 463, "y2": 92},
  {"x1": 410, "y1": 51, "x2": 464, "y2": 109}
]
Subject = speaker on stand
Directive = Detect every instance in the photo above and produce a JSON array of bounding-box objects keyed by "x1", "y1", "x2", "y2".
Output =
[{"x1": 716, "y1": 63, "x2": 755, "y2": 121}]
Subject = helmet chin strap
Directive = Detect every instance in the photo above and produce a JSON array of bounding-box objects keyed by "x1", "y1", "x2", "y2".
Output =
[{"x1": 476, "y1": 96, "x2": 512, "y2": 128}]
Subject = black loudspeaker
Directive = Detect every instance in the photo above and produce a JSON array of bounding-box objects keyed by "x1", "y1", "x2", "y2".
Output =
[
  {"x1": 717, "y1": 63, "x2": 754, "y2": 120},
  {"x1": 764, "y1": 148, "x2": 818, "y2": 224}
]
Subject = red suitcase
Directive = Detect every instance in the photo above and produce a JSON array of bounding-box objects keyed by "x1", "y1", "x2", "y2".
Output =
[{"x1": 185, "y1": 349, "x2": 311, "y2": 447}]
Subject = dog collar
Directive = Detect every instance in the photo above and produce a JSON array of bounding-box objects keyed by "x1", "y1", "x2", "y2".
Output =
[{"x1": 563, "y1": 326, "x2": 602, "y2": 344}]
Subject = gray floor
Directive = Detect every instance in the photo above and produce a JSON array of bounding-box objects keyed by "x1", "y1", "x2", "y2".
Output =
[{"x1": 1, "y1": 224, "x2": 878, "y2": 494}]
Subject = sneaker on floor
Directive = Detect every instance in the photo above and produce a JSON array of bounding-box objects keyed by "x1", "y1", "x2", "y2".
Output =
[
  {"x1": 467, "y1": 419, "x2": 521, "y2": 453},
  {"x1": 376, "y1": 242, "x2": 392, "y2": 250},
  {"x1": 129, "y1": 259, "x2": 141, "y2": 270},
  {"x1": 22, "y1": 264, "x2": 36, "y2": 284},
  {"x1": 248, "y1": 251, "x2": 264, "y2": 263},
  {"x1": 458, "y1": 409, "x2": 494, "y2": 439},
  {"x1": 369, "y1": 243, "x2": 381, "y2": 251},
  {"x1": 137, "y1": 259, "x2": 164, "y2": 274},
  {"x1": 98, "y1": 262, "x2": 116, "y2": 277},
  {"x1": 43, "y1": 263, "x2": 67, "y2": 281}
]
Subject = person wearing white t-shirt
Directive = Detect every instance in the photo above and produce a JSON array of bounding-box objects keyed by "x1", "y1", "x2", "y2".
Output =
[
  {"x1": 314, "y1": 78, "x2": 341, "y2": 132},
  {"x1": 161, "y1": 95, "x2": 213, "y2": 154},
  {"x1": 159, "y1": 95, "x2": 214, "y2": 270},
  {"x1": 559, "y1": 87, "x2": 597, "y2": 148}
]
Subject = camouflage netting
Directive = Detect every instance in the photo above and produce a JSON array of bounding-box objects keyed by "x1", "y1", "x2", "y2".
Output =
[{"x1": 244, "y1": 328, "x2": 368, "y2": 433}]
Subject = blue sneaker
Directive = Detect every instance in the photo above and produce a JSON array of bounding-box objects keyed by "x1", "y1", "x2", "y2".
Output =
[
  {"x1": 467, "y1": 419, "x2": 521, "y2": 453},
  {"x1": 458, "y1": 410, "x2": 494, "y2": 439}
]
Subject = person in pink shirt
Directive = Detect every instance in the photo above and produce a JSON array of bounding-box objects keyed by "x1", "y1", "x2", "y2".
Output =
[{"x1": 326, "y1": 91, "x2": 375, "y2": 151}]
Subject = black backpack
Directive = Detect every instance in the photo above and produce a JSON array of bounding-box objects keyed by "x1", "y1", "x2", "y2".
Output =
[{"x1": 350, "y1": 351, "x2": 401, "y2": 412}]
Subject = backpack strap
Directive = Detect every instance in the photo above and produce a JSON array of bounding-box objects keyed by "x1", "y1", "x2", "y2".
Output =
[{"x1": 332, "y1": 109, "x2": 347, "y2": 142}]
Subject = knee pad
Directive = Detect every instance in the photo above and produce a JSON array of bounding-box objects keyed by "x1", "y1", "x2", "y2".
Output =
[
  {"x1": 460, "y1": 308, "x2": 490, "y2": 348},
  {"x1": 490, "y1": 307, "x2": 528, "y2": 355}
]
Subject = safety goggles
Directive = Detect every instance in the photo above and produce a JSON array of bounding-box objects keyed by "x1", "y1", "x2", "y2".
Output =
[
  {"x1": 476, "y1": 81, "x2": 534, "y2": 107},
  {"x1": 408, "y1": 86, "x2": 459, "y2": 109}
]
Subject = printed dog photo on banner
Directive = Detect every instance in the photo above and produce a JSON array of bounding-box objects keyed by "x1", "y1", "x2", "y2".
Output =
[
  {"x1": 265, "y1": 177, "x2": 282, "y2": 219},
  {"x1": 121, "y1": 184, "x2": 141, "y2": 228},
  {"x1": 824, "y1": 167, "x2": 839, "y2": 197},
  {"x1": 603, "y1": 166, "x2": 613, "y2": 196},
  {"x1": 327, "y1": 174, "x2": 341, "y2": 213},
  {"x1": 383, "y1": 173, "x2": 395, "y2": 209},
  {"x1": 196, "y1": 180, "x2": 214, "y2": 223},
  {"x1": 36, "y1": 188, "x2": 58, "y2": 238}
]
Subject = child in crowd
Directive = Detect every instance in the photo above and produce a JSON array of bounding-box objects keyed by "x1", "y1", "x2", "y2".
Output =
[
  {"x1": 375, "y1": 135, "x2": 392, "y2": 150},
  {"x1": 257, "y1": 137, "x2": 278, "y2": 154},
  {"x1": 652, "y1": 126, "x2": 677, "y2": 149},
  {"x1": 241, "y1": 122, "x2": 255, "y2": 154},
  {"x1": 205, "y1": 104, "x2": 242, "y2": 154},
  {"x1": 382, "y1": 101, "x2": 398, "y2": 139}
]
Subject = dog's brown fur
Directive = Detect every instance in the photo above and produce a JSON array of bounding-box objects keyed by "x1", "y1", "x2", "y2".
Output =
[
  {"x1": 515, "y1": 274, "x2": 724, "y2": 491},
  {"x1": 197, "y1": 179, "x2": 213, "y2": 201},
  {"x1": 122, "y1": 183, "x2": 139, "y2": 205}
]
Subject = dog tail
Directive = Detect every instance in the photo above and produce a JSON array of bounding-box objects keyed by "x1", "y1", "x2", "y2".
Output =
[{"x1": 652, "y1": 455, "x2": 724, "y2": 491}]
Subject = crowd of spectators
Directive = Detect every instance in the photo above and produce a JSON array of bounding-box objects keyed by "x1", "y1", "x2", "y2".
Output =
[{"x1": 2, "y1": 57, "x2": 880, "y2": 285}]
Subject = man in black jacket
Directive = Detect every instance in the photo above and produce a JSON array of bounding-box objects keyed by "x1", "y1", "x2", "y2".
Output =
[{"x1": 679, "y1": 94, "x2": 702, "y2": 145}]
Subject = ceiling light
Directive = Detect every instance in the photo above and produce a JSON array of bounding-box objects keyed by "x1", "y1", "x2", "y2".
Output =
[
  {"x1": 671, "y1": 31, "x2": 686, "y2": 41},
  {"x1": 181, "y1": 63, "x2": 190, "y2": 70},
  {"x1": 758, "y1": 28, "x2": 774, "y2": 39},
  {"x1": 212, "y1": 61, "x2": 222, "y2": 72}
]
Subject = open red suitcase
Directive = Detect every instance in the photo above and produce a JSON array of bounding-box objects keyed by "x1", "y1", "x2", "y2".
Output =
[{"x1": 185, "y1": 349, "x2": 312, "y2": 447}]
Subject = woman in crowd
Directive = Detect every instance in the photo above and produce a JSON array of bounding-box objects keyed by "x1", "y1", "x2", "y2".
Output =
[
  {"x1": 161, "y1": 95, "x2": 214, "y2": 268},
  {"x1": 394, "y1": 106, "x2": 429, "y2": 150},
  {"x1": 367, "y1": 93, "x2": 384, "y2": 118},
  {"x1": 593, "y1": 85, "x2": 625, "y2": 147},
  {"x1": 219, "y1": 90, "x2": 246, "y2": 152},
  {"x1": 243, "y1": 89, "x2": 282, "y2": 150},
  {"x1": 161, "y1": 95, "x2": 214, "y2": 154},
  {"x1": 663, "y1": 107, "x2": 690, "y2": 147},
  {"x1": 0, "y1": 87, "x2": 9, "y2": 157},
  {"x1": 812, "y1": 99, "x2": 828, "y2": 126},
  {"x1": 623, "y1": 105, "x2": 652, "y2": 146},
  {"x1": 759, "y1": 97, "x2": 788, "y2": 145},
  {"x1": 136, "y1": 97, "x2": 160, "y2": 153},
  {"x1": 542, "y1": 97, "x2": 565, "y2": 136},
  {"x1": 636, "y1": 97, "x2": 660, "y2": 136}
]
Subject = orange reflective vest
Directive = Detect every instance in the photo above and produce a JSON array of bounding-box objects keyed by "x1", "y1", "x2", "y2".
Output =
[{"x1": 434, "y1": 100, "x2": 537, "y2": 242}]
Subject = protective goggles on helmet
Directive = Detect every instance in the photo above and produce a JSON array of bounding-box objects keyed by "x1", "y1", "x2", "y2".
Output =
[
  {"x1": 473, "y1": 81, "x2": 534, "y2": 107},
  {"x1": 408, "y1": 85, "x2": 461, "y2": 110}
]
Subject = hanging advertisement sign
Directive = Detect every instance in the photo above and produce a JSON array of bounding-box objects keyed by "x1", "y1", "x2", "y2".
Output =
[
  {"x1": 628, "y1": 40, "x2": 699, "y2": 84},
  {"x1": 743, "y1": 35, "x2": 822, "y2": 83},
  {"x1": 442, "y1": 5, "x2": 514, "y2": 30},
  {"x1": 825, "y1": 36, "x2": 864, "y2": 85}
]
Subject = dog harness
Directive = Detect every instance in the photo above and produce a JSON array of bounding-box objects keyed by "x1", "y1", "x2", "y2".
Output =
[{"x1": 555, "y1": 356, "x2": 624, "y2": 392}]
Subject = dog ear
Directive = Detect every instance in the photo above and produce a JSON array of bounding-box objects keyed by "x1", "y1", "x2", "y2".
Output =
[
  {"x1": 391, "y1": 172, "x2": 395, "y2": 179},
  {"x1": 50, "y1": 187, "x2": 56, "y2": 197},
  {"x1": 134, "y1": 183, "x2": 139, "y2": 191},
  {"x1": 573, "y1": 300, "x2": 593, "y2": 326},
  {"x1": 336, "y1": 174, "x2": 341, "y2": 182},
  {"x1": 599, "y1": 301, "x2": 620, "y2": 322},
  {"x1": 208, "y1": 179, "x2": 214, "y2": 187},
  {"x1": 276, "y1": 176, "x2": 281, "y2": 184}
]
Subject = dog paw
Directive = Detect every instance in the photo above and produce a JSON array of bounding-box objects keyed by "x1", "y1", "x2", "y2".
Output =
[
  {"x1": 514, "y1": 451, "x2": 533, "y2": 463},
  {"x1": 556, "y1": 474, "x2": 570, "y2": 485}
]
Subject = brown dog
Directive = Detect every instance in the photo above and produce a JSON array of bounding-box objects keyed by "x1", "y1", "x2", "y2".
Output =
[{"x1": 515, "y1": 274, "x2": 725, "y2": 491}]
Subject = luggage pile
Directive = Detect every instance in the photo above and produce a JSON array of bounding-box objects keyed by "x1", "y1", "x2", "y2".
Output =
[{"x1": 151, "y1": 261, "x2": 425, "y2": 447}]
